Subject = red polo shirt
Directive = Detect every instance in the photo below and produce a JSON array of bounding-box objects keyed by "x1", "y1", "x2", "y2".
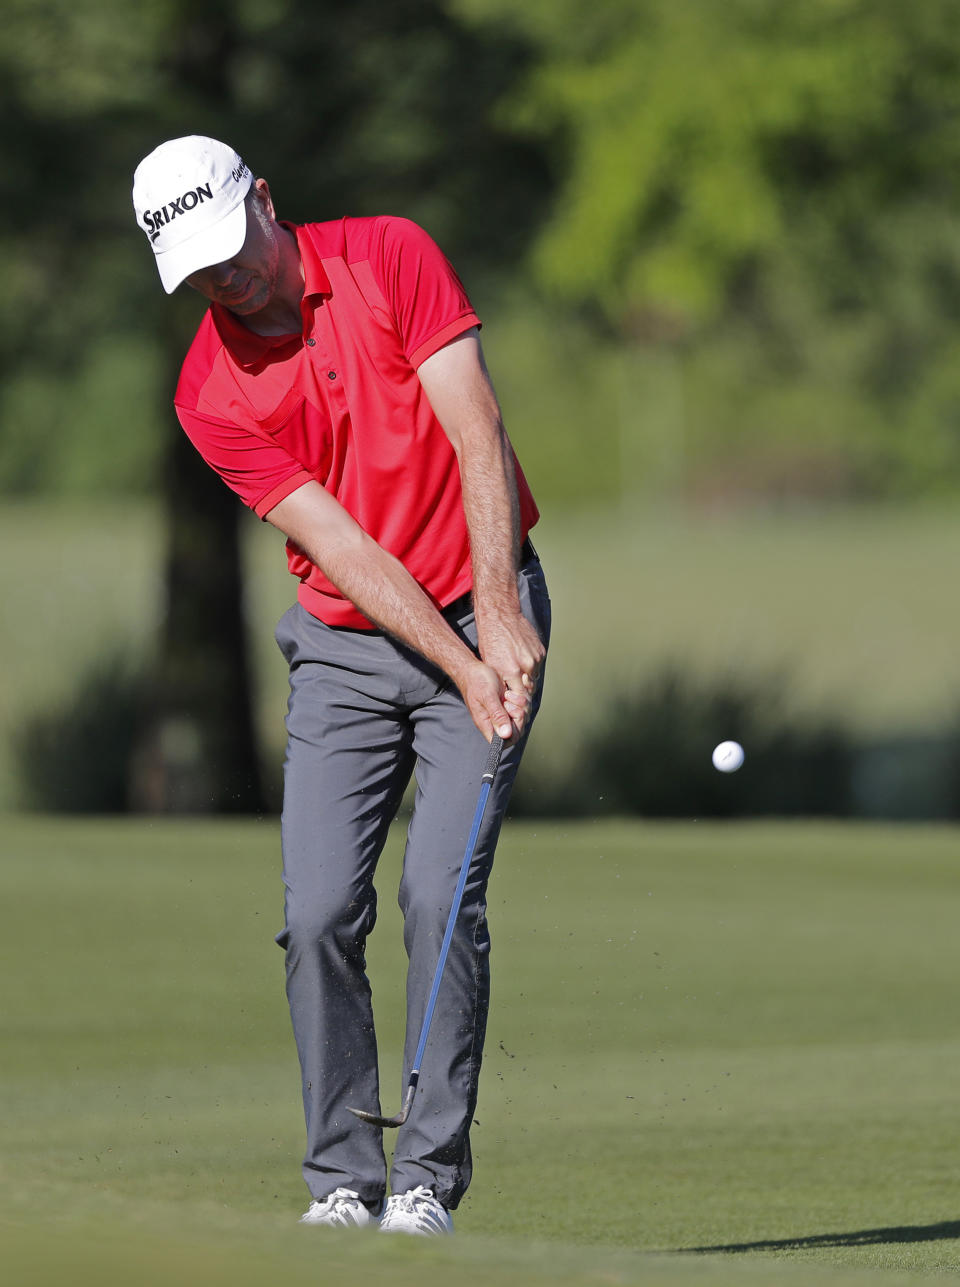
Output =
[{"x1": 175, "y1": 216, "x2": 539, "y2": 628}]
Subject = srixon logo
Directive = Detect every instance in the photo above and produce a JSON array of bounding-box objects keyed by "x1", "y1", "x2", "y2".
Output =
[{"x1": 143, "y1": 182, "x2": 214, "y2": 242}]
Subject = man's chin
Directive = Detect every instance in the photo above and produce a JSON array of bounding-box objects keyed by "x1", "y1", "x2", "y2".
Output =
[{"x1": 220, "y1": 287, "x2": 262, "y2": 313}]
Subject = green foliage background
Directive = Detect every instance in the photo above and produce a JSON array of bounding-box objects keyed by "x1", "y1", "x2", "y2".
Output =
[
  {"x1": 5, "y1": 1, "x2": 960, "y2": 815},
  {"x1": 5, "y1": 0, "x2": 960, "y2": 506}
]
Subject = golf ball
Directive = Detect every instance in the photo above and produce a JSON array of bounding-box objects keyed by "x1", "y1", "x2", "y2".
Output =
[{"x1": 712, "y1": 740, "x2": 745, "y2": 773}]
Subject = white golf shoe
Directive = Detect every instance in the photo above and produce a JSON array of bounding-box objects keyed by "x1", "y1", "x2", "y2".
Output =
[
  {"x1": 379, "y1": 1185, "x2": 454, "y2": 1235},
  {"x1": 299, "y1": 1187, "x2": 381, "y2": 1228}
]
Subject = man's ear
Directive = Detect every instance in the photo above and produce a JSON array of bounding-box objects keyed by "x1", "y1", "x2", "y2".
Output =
[{"x1": 251, "y1": 177, "x2": 277, "y2": 222}]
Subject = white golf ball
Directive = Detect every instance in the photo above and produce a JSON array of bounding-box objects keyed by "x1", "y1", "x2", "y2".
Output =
[{"x1": 712, "y1": 740, "x2": 745, "y2": 773}]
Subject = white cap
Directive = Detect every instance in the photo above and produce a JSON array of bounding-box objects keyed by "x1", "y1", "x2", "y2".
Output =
[{"x1": 132, "y1": 136, "x2": 254, "y2": 293}]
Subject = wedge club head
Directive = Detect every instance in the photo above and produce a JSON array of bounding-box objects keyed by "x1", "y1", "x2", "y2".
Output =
[{"x1": 348, "y1": 1083, "x2": 416, "y2": 1130}]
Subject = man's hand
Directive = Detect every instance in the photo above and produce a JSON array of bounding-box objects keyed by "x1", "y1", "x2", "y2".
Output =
[
  {"x1": 457, "y1": 657, "x2": 520, "y2": 744},
  {"x1": 476, "y1": 608, "x2": 545, "y2": 735}
]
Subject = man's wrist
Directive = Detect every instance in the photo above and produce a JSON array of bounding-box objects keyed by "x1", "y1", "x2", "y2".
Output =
[
  {"x1": 447, "y1": 649, "x2": 486, "y2": 695},
  {"x1": 473, "y1": 581, "x2": 523, "y2": 623}
]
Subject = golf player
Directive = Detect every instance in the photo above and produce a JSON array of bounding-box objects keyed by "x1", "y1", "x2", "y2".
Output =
[{"x1": 132, "y1": 136, "x2": 549, "y2": 1235}]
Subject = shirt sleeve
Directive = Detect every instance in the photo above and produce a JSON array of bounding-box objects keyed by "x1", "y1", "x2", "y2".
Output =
[
  {"x1": 175, "y1": 404, "x2": 312, "y2": 518},
  {"x1": 372, "y1": 217, "x2": 481, "y2": 368}
]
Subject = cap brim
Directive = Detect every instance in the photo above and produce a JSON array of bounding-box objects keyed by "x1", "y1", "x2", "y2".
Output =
[{"x1": 154, "y1": 199, "x2": 249, "y2": 294}]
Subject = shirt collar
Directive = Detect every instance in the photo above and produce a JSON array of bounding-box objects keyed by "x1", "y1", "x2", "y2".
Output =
[
  {"x1": 295, "y1": 222, "x2": 332, "y2": 300},
  {"x1": 209, "y1": 222, "x2": 331, "y2": 369}
]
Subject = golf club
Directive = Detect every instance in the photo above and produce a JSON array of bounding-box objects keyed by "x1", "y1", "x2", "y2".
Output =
[{"x1": 348, "y1": 733, "x2": 505, "y2": 1129}]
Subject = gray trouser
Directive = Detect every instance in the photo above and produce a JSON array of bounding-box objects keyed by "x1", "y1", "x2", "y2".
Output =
[{"x1": 273, "y1": 554, "x2": 550, "y2": 1210}]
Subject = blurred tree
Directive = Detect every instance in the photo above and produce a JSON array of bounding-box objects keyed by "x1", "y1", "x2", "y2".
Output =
[
  {"x1": 453, "y1": 0, "x2": 960, "y2": 325},
  {"x1": 454, "y1": 0, "x2": 960, "y2": 497},
  {"x1": 0, "y1": 0, "x2": 548, "y2": 810},
  {"x1": 0, "y1": 0, "x2": 547, "y2": 490},
  {"x1": 12, "y1": 0, "x2": 960, "y2": 806}
]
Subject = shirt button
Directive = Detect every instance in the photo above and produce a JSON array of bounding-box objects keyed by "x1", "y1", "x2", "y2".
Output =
[
  {"x1": 327, "y1": 370, "x2": 337, "y2": 380},
  {"x1": 306, "y1": 338, "x2": 316, "y2": 347}
]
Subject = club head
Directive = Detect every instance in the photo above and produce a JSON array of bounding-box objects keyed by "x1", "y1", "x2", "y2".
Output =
[
  {"x1": 348, "y1": 1081, "x2": 416, "y2": 1129},
  {"x1": 347, "y1": 1104, "x2": 408, "y2": 1129}
]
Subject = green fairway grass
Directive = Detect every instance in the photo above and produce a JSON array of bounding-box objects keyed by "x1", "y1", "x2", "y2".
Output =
[{"x1": 2, "y1": 815, "x2": 958, "y2": 1284}]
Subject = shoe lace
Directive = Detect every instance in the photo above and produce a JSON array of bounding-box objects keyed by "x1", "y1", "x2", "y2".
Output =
[
  {"x1": 315, "y1": 1186, "x2": 361, "y2": 1212},
  {"x1": 389, "y1": 1185, "x2": 438, "y2": 1213}
]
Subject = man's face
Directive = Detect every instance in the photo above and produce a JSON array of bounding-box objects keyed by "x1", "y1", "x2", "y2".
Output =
[{"x1": 185, "y1": 181, "x2": 282, "y2": 316}]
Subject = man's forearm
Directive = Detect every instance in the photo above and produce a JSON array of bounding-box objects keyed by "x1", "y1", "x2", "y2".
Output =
[
  {"x1": 416, "y1": 330, "x2": 545, "y2": 699},
  {"x1": 265, "y1": 485, "x2": 518, "y2": 741},
  {"x1": 457, "y1": 423, "x2": 522, "y2": 625},
  {"x1": 316, "y1": 532, "x2": 519, "y2": 740},
  {"x1": 416, "y1": 331, "x2": 523, "y2": 621},
  {"x1": 306, "y1": 526, "x2": 478, "y2": 684}
]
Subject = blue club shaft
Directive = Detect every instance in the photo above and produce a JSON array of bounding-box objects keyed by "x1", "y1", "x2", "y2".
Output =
[
  {"x1": 349, "y1": 734, "x2": 505, "y2": 1127},
  {"x1": 410, "y1": 735, "x2": 504, "y2": 1078}
]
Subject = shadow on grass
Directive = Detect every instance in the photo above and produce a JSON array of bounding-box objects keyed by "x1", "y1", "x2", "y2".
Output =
[{"x1": 681, "y1": 1219, "x2": 960, "y2": 1253}]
